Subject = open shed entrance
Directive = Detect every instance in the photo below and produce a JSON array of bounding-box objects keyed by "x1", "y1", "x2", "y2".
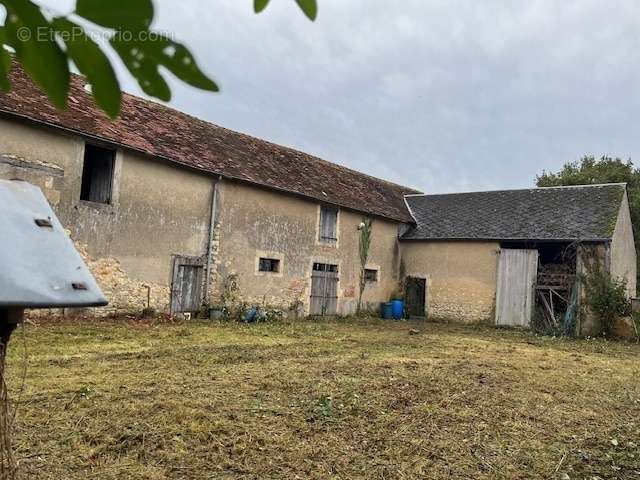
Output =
[
  {"x1": 170, "y1": 256, "x2": 205, "y2": 314},
  {"x1": 405, "y1": 277, "x2": 426, "y2": 319},
  {"x1": 499, "y1": 241, "x2": 579, "y2": 332}
]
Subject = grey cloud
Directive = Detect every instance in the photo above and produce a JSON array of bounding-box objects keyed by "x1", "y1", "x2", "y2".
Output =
[{"x1": 41, "y1": 0, "x2": 640, "y2": 192}]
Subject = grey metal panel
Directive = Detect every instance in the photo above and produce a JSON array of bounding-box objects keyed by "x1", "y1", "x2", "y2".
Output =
[
  {"x1": 495, "y1": 249, "x2": 538, "y2": 327},
  {"x1": 0, "y1": 179, "x2": 107, "y2": 308}
]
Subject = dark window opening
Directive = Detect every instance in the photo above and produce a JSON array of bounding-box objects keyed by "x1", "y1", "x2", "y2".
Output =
[
  {"x1": 313, "y1": 262, "x2": 338, "y2": 273},
  {"x1": 500, "y1": 240, "x2": 577, "y2": 269},
  {"x1": 364, "y1": 268, "x2": 378, "y2": 282},
  {"x1": 319, "y1": 206, "x2": 338, "y2": 243},
  {"x1": 259, "y1": 258, "x2": 280, "y2": 273},
  {"x1": 80, "y1": 144, "x2": 115, "y2": 204}
]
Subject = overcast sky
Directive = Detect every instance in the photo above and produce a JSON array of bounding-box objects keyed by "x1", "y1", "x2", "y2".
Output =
[{"x1": 40, "y1": 0, "x2": 640, "y2": 193}]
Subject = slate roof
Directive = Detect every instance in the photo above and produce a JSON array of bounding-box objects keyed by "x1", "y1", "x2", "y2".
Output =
[
  {"x1": 0, "y1": 179, "x2": 107, "y2": 308},
  {"x1": 402, "y1": 184, "x2": 626, "y2": 241},
  {"x1": 0, "y1": 64, "x2": 418, "y2": 222}
]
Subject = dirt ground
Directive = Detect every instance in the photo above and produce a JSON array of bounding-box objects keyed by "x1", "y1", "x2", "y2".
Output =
[{"x1": 5, "y1": 317, "x2": 640, "y2": 479}]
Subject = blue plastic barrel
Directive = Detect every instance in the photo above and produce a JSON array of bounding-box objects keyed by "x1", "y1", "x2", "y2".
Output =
[
  {"x1": 391, "y1": 299, "x2": 404, "y2": 319},
  {"x1": 381, "y1": 302, "x2": 393, "y2": 319}
]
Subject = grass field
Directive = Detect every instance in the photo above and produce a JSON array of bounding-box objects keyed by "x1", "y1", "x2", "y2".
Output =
[{"x1": 5, "y1": 318, "x2": 640, "y2": 479}]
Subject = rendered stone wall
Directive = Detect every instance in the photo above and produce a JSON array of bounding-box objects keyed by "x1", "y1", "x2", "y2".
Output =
[
  {"x1": 610, "y1": 191, "x2": 637, "y2": 298},
  {"x1": 1, "y1": 118, "x2": 214, "y2": 315},
  {"x1": 399, "y1": 241, "x2": 500, "y2": 323},
  {"x1": 209, "y1": 179, "x2": 403, "y2": 316}
]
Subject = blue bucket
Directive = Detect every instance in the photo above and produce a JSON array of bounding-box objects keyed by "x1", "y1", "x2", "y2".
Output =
[
  {"x1": 391, "y1": 299, "x2": 404, "y2": 320},
  {"x1": 381, "y1": 302, "x2": 393, "y2": 319}
]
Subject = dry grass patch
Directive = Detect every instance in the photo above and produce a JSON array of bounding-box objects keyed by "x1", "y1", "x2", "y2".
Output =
[{"x1": 5, "y1": 318, "x2": 640, "y2": 479}]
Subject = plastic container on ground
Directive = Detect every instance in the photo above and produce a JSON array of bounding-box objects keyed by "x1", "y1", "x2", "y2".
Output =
[{"x1": 391, "y1": 299, "x2": 404, "y2": 320}]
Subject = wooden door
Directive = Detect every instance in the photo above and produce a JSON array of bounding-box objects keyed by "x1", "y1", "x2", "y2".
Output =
[
  {"x1": 495, "y1": 249, "x2": 538, "y2": 327},
  {"x1": 405, "y1": 277, "x2": 426, "y2": 318},
  {"x1": 170, "y1": 256, "x2": 205, "y2": 314},
  {"x1": 310, "y1": 263, "x2": 339, "y2": 315}
]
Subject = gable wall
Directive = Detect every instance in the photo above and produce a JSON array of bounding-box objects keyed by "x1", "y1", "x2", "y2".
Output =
[{"x1": 610, "y1": 191, "x2": 637, "y2": 298}]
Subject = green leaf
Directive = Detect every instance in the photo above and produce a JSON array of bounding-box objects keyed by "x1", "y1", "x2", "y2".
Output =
[
  {"x1": 0, "y1": 28, "x2": 11, "y2": 91},
  {"x1": 110, "y1": 33, "x2": 218, "y2": 102},
  {"x1": 295, "y1": 0, "x2": 317, "y2": 20},
  {"x1": 254, "y1": 0, "x2": 270, "y2": 13},
  {"x1": 2, "y1": 0, "x2": 69, "y2": 108},
  {"x1": 75, "y1": 0, "x2": 154, "y2": 31},
  {"x1": 52, "y1": 17, "x2": 121, "y2": 118}
]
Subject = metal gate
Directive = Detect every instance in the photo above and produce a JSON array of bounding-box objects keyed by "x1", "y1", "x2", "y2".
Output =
[
  {"x1": 310, "y1": 263, "x2": 338, "y2": 315},
  {"x1": 170, "y1": 256, "x2": 205, "y2": 314},
  {"x1": 495, "y1": 249, "x2": 538, "y2": 327}
]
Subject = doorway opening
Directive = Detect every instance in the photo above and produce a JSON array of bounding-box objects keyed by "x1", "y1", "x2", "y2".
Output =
[{"x1": 405, "y1": 276, "x2": 426, "y2": 319}]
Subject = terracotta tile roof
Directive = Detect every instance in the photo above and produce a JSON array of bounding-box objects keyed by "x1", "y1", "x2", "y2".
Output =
[
  {"x1": 402, "y1": 184, "x2": 626, "y2": 241},
  {"x1": 0, "y1": 65, "x2": 418, "y2": 222}
]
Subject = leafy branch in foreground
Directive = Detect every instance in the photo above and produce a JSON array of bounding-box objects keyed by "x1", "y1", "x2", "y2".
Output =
[
  {"x1": 0, "y1": 0, "x2": 317, "y2": 118},
  {"x1": 254, "y1": 0, "x2": 318, "y2": 20}
]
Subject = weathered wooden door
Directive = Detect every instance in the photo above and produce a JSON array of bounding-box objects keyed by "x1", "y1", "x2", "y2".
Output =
[
  {"x1": 309, "y1": 263, "x2": 339, "y2": 315},
  {"x1": 495, "y1": 249, "x2": 538, "y2": 327},
  {"x1": 170, "y1": 256, "x2": 205, "y2": 314},
  {"x1": 405, "y1": 277, "x2": 426, "y2": 318}
]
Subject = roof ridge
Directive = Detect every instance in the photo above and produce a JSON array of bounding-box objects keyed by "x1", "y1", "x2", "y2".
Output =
[
  {"x1": 115, "y1": 79, "x2": 418, "y2": 194},
  {"x1": 404, "y1": 182, "x2": 626, "y2": 198},
  {"x1": 1, "y1": 63, "x2": 417, "y2": 222}
]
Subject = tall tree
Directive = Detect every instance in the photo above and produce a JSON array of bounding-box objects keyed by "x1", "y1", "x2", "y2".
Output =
[{"x1": 536, "y1": 155, "x2": 640, "y2": 284}]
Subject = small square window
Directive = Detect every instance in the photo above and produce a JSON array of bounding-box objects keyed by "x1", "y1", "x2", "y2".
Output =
[
  {"x1": 80, "y1": 144, "x2": 115, "y2": 204},
  {"x1": 259, "y1": 258, "x2": 280, "y2": 273},
  {"x1": 364, "y1": 269, "x2": 378, "y2": 282}
]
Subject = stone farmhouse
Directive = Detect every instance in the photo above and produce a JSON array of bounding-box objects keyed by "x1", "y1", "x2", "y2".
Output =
[{"x1": 0, "y1": 66, "x2": 635, "y2": 335}]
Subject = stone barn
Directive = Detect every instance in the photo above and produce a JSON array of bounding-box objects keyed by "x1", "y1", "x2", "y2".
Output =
[
  {"x1": 0, "y1": 65, "x2": 417, "y2": 317},
  {"x1": 0, "y1": 64, "x2": 636, "y2": 335},
  {"x1": 400, "y1": 184, "x2": 636, "y2": 336}
]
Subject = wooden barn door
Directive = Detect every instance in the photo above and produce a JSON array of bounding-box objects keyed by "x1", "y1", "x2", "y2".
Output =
[
  {"x1": 310, "y1": 263, "x2": 339, "y2": 316},
  {"x1": 495, "y1": 249, "x2": 538, "y2": 327},
  {"x1": 170, "y1": 256, "x2": 205, "y2": 314}
]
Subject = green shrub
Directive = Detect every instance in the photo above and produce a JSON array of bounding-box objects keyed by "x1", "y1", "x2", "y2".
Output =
[{"x1": 582, "y1": 266, "x2": 631, "y2": 337}]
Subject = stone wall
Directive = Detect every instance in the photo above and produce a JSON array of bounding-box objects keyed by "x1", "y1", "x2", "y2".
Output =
[
  {"x1": 1, "y1": 118, "x2": 215, "y2": 315},
  {"x1": 73, "y1": 240, "x2": 170, "y2": 315},
  {"x1": 209, "y1": 179, "x2": 403, "y2": 316},
  {"x1": 399, "y1": 241, "x2": 500, "y2": 323}
]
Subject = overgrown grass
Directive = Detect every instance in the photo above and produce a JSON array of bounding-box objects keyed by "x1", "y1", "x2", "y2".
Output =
[{"x1": 6, "y1": 318, "x2": 640, "y2": 479}]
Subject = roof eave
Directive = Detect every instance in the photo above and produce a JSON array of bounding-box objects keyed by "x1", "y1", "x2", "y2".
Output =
[
  {"x1": 399, "y1": 236, "x2": 612, "y2": 242},
  {"x1": 0, "y1": 109, "x2": 413, "y2": 224}
]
